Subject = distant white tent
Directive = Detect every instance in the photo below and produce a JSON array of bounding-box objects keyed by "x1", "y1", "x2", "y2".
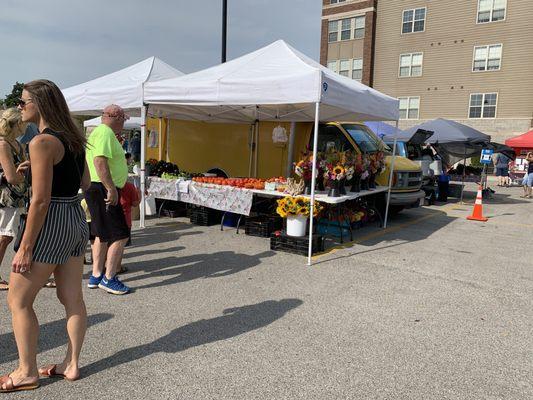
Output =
[
  {"x1": 63, "y1": 56, "x2": 184, "y2": 116},
  {"x1": 62, "y1": 57, "x2": 184, "y2": 225},
  {"x1": 84, "y1": 116, "x2": 142, "y2": 130}
]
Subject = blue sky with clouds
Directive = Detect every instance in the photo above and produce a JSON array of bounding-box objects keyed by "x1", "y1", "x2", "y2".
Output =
[{"x1": 0, "y1": 0, "x2": 322, "y2": 96}]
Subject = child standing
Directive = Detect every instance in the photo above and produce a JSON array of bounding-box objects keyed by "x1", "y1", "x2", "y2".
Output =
[{"x1": 118, "y1": 181, "x2": 140, "y2": 273}]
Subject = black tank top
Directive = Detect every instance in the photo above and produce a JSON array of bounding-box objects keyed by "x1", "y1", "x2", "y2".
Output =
[{"x1": 39, "y1": 128, "x2": 85, "y2": 198}]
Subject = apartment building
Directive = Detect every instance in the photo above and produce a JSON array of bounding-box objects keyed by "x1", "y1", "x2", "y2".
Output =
[{"x1": 321, "y1": 0, "x2": 533, "y2": 142}]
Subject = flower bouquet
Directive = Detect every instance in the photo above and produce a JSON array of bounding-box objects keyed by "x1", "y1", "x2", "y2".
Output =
[
  {"x1": 294, "y1": 149, "x2": 320, "y2": 195},
  {"x1": 321, "y1": 149, "x2": 355, "y2": 197},
  {"x1": 276, "y1": 196, "x2": 323, "y2": 237},
  {"x1": 367, "y1": 151, "x2": 385, "y2": 189}
]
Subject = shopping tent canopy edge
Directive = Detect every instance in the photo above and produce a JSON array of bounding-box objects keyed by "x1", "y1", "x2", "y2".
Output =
[
  {"x1": 144, "y1": 40, "x2": 399, "y2": 122},
  {"x1": 505, "y1": 129, "x2": 533, "y2": 150},
  {"x1": 62, "y1": 56, "x2": 184, "y2": 116}
]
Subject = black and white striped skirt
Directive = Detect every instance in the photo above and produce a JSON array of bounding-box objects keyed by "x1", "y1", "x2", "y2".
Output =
[{"x1": 32, "y1": 195, "x2": 89, "y2": 265}]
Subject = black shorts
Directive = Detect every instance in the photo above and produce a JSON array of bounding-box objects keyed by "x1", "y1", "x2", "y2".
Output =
[{"x1": 84, "y1": 182, "x2": 129, "y2": 243}]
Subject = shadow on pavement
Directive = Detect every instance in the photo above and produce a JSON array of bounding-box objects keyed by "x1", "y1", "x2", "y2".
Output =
[
  {"x1": 0, "y1": 313, "x2": 113, "y2": 365},
  {"x1": 130, "y1": 221, "x2": 202, "y2": 248},
  {"x1": 80, "y1": 299, "x2": 303, "y2": 378},
  {"x1": 123, "y1": 250, "x2": 276, "y2": 290}
]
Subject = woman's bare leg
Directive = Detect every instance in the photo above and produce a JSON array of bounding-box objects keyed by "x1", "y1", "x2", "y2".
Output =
[
  {"x1": 4, "y1": 262, "x2": 56, "y2": 388},
  {"x1": 46, "y1": 255, "x2": 86, "y2": 380},
  {"x1": 0, "y1": 236, "x2": 13, "y2": 290}
]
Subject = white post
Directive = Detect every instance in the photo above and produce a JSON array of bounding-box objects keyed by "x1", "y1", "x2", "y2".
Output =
[
  {"x1": 307, "y1": 102, "x2": 320, "y2": 266},
  {"x1": 158, "y1": 117, "x2": 163, "y2": 161},
  {"x1": 140, "y1": 105, "x2": 147, "y2": 229},
  {"x1": 165, "y1": 118, "x2": 170, "y2": 161},
  {"x1": 286, "y1": 121, "x2": 297, "y2": 177},
  {"x1": 383, "y1": 120, "x2": 399, "y2": 229}
]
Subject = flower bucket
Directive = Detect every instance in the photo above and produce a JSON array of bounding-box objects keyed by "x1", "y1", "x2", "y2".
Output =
[{"x1": 286, "y1": 215, "x2": 307, "y2": 237}]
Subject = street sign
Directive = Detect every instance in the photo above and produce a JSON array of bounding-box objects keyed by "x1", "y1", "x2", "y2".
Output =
[{"x1": 480, "y1": 149, "x2": 494, "y2": 164}]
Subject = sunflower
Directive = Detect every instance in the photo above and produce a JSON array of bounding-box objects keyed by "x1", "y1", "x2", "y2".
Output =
[{"x1": 333, "y1": 165, "x2": 345, "y2": 176}]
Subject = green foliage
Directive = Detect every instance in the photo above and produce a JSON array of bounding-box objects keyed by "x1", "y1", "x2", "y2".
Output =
[{"x1": 0, "y1": 82, "x2": 24, "y2": 108}]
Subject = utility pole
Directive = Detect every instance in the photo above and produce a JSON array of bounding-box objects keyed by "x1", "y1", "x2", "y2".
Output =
[{"x1": 222, "y1": 0, "x2": 228, "y2": 63}]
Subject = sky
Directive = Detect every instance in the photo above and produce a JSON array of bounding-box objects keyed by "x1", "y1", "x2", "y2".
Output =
[{"x1": 0, "y1": 0, "x2": 322, "y2": 97}]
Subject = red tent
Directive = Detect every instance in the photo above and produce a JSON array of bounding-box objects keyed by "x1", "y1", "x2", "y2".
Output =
[{"x1": 505, "y1": 129, "x2": 533, "y2": 155}]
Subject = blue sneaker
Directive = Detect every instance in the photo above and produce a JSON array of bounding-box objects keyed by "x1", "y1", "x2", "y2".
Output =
[
  {"x1": 98, "y1": 275, "x2": 130, "y2": 295},
  {"x1": 87, "y1": 274, "x2": 104, "y2": 289}
]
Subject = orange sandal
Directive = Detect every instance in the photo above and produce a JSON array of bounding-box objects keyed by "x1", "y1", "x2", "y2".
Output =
[
  {"x1": 0, "y1": 374, "x2": 40, "y2": 393},
  {"x1": 38, "y1": 365, "x2": 78, "y2": 382}
]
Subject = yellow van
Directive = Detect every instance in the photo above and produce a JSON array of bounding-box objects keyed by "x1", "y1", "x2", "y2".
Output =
[{"x1": 146, "y1": 119, "x2": 424, "y2": 213}]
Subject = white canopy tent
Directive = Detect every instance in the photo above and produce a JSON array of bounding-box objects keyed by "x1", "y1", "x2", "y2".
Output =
[
  {"x1": 144, "y1": 40, "x2": 400, "y2": 265},
  {"x1": 84, "y1": 116, "x2": 142, "y2": 130},
  {"x1": 62, "y1": 56, "x2": 184, "y2": 222}
]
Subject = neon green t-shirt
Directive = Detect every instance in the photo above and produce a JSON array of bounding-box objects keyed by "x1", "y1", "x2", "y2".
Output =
[{"x1": 86, "y1": 124, "x2": 128, "y2": 188}]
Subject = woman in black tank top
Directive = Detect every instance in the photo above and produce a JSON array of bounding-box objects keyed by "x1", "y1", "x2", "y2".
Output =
[{"x1": 1, "y1": 80, "x2": 90, "y2": 392}]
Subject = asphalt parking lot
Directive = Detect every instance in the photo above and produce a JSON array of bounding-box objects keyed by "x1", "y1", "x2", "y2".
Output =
[{"x1": 0, "y1": 181, "x2": 532, "y2": 399}]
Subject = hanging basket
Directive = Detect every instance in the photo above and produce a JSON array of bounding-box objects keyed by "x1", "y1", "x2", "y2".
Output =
[{"x1": 286, "y1": 215, "x2": 307, "y2": 237}]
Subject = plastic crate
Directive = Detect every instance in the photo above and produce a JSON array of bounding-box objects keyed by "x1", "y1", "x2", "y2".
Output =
[
  {"x1": 245, "y1": 215, "x2": 283, "y2": 238},
  {"x1": 187, "y1": 205, "x2": 222, "y2": 226},
  {"x1": 270, "y1": 232, "x2": 325, "y2": 256}
]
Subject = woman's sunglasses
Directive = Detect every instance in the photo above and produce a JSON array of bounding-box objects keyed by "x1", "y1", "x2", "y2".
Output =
[{"x1": 17, "y1": 98, "x2": 33, "y2": 108}]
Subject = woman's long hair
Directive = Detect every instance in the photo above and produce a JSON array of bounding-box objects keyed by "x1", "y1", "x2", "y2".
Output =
[
  {"x1": 0, "y1": 108, "x2": 26, "y2": 140},
  {"x1": 23, "y1": 79, "x2": 86, "y2": 154}
]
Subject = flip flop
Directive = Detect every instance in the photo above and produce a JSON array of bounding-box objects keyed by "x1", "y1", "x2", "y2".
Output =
[
  {"x1": 0, "y1": 280, "x2": 8, "y2": 291},
  {"x1": 0, "y1": 374, "x2": 39, "y2": 393},
  {"x1": 38, "y1": 365, "x2": 78, "y2": 382}
]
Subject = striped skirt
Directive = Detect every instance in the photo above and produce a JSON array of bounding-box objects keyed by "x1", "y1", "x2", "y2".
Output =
[{"x1": 32, "y1": 195, "x2": 89, "y2": 265}]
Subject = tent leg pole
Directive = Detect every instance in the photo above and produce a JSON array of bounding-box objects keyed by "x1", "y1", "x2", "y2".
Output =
[
  {"x1": 140, "y1": 105, "x2": 147, "y2": 229},
  {"x1": 460, "y1": 149, "x2": 467, "y2": 204},
  {"x1": 307, "y1": 102, "x2": 320, "y2": 266},
  {"x1": 383, "y1": 120, "x2": 399, "y2": 229}
]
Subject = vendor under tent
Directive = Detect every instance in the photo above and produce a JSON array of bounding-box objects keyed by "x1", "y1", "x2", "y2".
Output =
[
  {"x1": 62, "y1": 56, "x2": 184, "y2": 224},
  {"x1": 143, "y1": 40, "x2": 400, "y2": 265},
  {"x1": 505, "y1": 129, "x2": 533, "y2": 155},
  {"x1": 84, "y1": 116, "x2": 142, "y2": 130}
]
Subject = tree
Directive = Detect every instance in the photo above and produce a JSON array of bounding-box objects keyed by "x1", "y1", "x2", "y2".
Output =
[{"x1": 0, "y1": 82, "x2": 24, "y2": 109}]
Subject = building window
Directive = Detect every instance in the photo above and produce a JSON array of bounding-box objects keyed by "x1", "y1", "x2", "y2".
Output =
[
  {"x1": 352, "y1": 59, "x2": 363, "y2": 81},
  {"x1": 341, "y1": 18, "x2": 351, "y2": 40},
  {"x1": 328, "y1": 59, "x2": 363, "y2": 80},
  {"x1": 328, "y1": 20, "x2": 338, "y2": 43},
  {"x1": 354, "y1": 16, "x2": 365, "y2": 39},
  {"x1": 473, "y1": 44, "x2": 502, "y2": 71},
  {"x1": 339, "y1": 60, "x2": 350, "y2": 77},
  {"x1": 327, "y1": 61, "x2": 338, "y2": 73},
  {"x1": 469, "y1": 93, "x2": 497, "y2": 118},
  {"x1": 477, "y1": 0, "x2": 506, "y2": 23},
  {"x1": 330, "y1": 0, "x2": 347, "y2": 4},
  {"x1": 402, "y1": 8, "x2": 426, "y2": 34},
  {"x1": 327, "y1": 16, "x2": 365, "y2": 42},
  {"x1": 399, "y1": 97, "x2": 420, "y2": 120},
  {"x1": 399, "y1": 52, "x2": 423, "y2": 77}
]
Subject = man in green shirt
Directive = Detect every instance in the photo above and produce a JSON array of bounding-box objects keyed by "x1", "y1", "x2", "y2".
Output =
[{"x1": 84, "y1": 104, "x2": 131, "y2": 295}]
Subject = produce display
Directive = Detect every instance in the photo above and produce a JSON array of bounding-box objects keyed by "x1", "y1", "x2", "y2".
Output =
[
  {"x1": 192, "y1": 176, "x2": 286, "y2": 190},
  {"x1": 147, "y1": 159, "x2": 180, "y2": 177},
  {"x1": 161, "y1": 171, "x2": 203, "y2": 180}
]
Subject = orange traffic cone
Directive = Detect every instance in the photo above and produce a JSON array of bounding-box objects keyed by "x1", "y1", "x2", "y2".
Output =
[{"x1": 467, "y1": 185, "x2": 488, "y2": 222}]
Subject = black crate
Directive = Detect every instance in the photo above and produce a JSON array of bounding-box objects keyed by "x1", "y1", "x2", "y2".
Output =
[
  {"x1": 187, "y1": 205, "x2": 222, "y2": 226},
  {"x1": 245, "y1": 215, "x2": 283, "y2": 238},
  {"x1": 270, "y1": 232, "x2": 325, "y2": 256}
]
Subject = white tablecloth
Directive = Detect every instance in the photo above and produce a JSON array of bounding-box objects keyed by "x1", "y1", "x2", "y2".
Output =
[{"x1": 147, "y1": 177, "x2": 388, "y2": 215}]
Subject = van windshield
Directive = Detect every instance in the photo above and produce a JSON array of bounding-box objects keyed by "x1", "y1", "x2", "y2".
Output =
[{"x1": 342, "y1": 124, "x2": 391, "y2": 153}]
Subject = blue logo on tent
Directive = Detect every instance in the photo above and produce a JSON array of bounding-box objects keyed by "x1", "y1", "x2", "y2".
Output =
[{"x1": 322, "y1": 82, "x2": 328, "y2": 92}]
